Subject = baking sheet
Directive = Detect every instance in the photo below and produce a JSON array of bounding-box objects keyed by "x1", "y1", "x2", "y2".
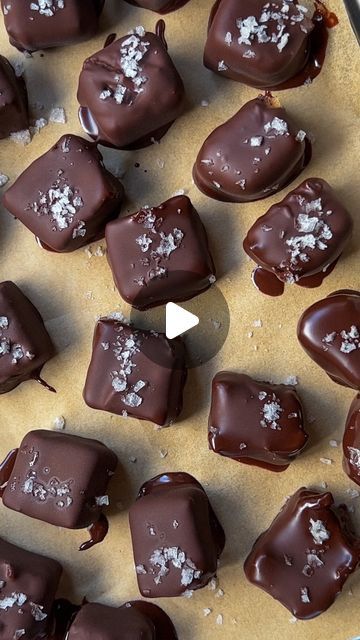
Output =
[{"x1": 0, "y1": 1, "x2": 359, "y2": 638}]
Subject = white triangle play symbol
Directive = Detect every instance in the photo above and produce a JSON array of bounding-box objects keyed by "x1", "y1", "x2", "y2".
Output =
[{"x1": 166, "y1": 302, "x2": 199, "y2": 339}]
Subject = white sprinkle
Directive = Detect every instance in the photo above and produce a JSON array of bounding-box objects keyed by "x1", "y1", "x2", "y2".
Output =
[
  {"x1": 283, "y1": 375, "x2": 298, "y2": 386},
  {"x1": 95, "y1": 495, "x2": 109, "y2": 506},
  {"x1": 53, "y1": 416, "x2": 66, "y2": 430},
  {"x1": 300, "y1": 587, "x2": 310, "y2": 603},
  {"x1": 309, "y1": 518, "x2": 330, "y2": 545},
  {"x1": 216, "y1": 614, "x2": 223, "y2": 625},
  {"x1": 264, "y1": 117, "x2": 288, "y2": 136},
  {"x1": 49, "y1": 107, "x2": 66, "y2": 124},
  {"x1": 218, "y1": 60, "x2": 228, "y2": 71},
  {"x1": 253, "y1": 319, "x2": 262, "y2": 327},
  {"x1": 320, "y1": 457, "x2": 333, "y2": 465},
  {"x1": 250, "y1": 136, "x2": 263, "y2": 146},
  {"x1": 0, "y1": 174, "x2": 9, "y2": 187},
  {"x1": 10, "y1": 130, "x2": 31, "y2": 145},
  {"x1": 329, "y1": 440, "x2": 339, "y2": 448},
  {"x1": 296, "y1": 130, "x2": 307, "y2": 142},
  {"x1": 203, "y1": 608, "x2": 212, "y2": 616}
]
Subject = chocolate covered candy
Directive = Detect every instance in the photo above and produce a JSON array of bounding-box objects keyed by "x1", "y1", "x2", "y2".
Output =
[
  {"x1": 67, "y1": 601, "x2": 178, "y2": 639},
  {"x1": 1, "y1": 430, "x2": 118, "y2": 543},
  {"x1": 343, "y1": 394, "x2": 360, "y2": 486},
  {"x1": 0, "y1": 55, "x2": 28, "y2": 139},
  {"x1": 123, "y1": 0, "x2": 190, "y2": 13},
  {"x1": 77, "y1": 23, "x2": 186, "y2": 149},
  {"x1": 298, "y1": 291, "x2": 360, "y2": 390},
  {"x1": 193, "y1": 95, "x2": 311, "y2": 203},
  {"x1": 83, "y1": 317, "x2": 187, "y2": 426},
  {"x1": 129, "y1": 472, "x2": 225, "y2": 597},
  {"x1": 204, "y1": 0, "x2": 315, "y2": 89},
  {"x1": 1, "y1": 0, "x2": 104, "y2": 52},
  {"x1": 0, "y1": 281, "x2": 55, "y2": 394},
  {"x1": 244, "y1": 178, "x2": 353, "y2": 296},
  {"x1": 3, "y1": 134, "x2": 124, "y2": 253},
  {"x1": 244, "y1": 488, "x2": 360, "y2": 619},
  {"x1": 0, "y1": 537, "x2": 62, "y2": 640},
  {"x1": 106, "y1": 195, "x2": 216, "y2": 310},
  {"x1": 209, "y1": 372, "x2": 307, "y2": 471}
]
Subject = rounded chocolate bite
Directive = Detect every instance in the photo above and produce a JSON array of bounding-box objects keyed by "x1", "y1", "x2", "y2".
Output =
[
  {"x1": 1, "y1": 0, "x2": 104, "y2": 52},
  {"x1": 243, "y1": 178, "x2": 353, "y2": 295},
  {"x1": 209, "y1": 372, "x2": 308, "y2": 471},
  {"x1": 0, "y1": 537, "x2": 62, "y2": 640},
  {"x1": 244, "y1": 488, "x2": 360, "y2": 619},
  {"x1": 123, "y1": 0, "x2": 190, "y2": 13},
  {"x1": 0, "y1": 54, "x2": 28, "y2": 139},
  {"x1": 2, "y1": 134, "x2": 124, "y2": 253},
  {"x1": 204, "y1": 0, "x2": 315, "y2": 89},
  {"x1": 106, "y1": 195, "x2": 216, "y2": 310},
  {"x1": 297, "y1": 291, "x2": 360, "y2": 390},
  {"x1": 83, "y1": 317, "x2": 187, "y2": 426},
  {"x1": 343, "y1": 394, "x2": 360, "y2": 486},
  {"x1": 77, "y1": 23, "x2": 186, "y2": 149},
  {"x1": 193, "y1": 94, "x2": 311, "y2": 203},
  {"x1": 1, "y1": 429, "x2": 118, "y2": 530},
  {"x1": 0, "y1": 281, "x2": 55, "y2": 394},
  {"x1": 129, "y1": 472, "x2": 225, "y2": 597},
  {"x1": 67, "y1": 603, "x2": 156, "y2": 640}
]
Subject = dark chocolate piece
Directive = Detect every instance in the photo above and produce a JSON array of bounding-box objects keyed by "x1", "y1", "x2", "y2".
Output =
[
  {"x1": 3, "y1": 135, "x2": 124, "y2": 253},
  {"x1": 129, "y1": 472, "x2": 225, "y2": 597},
  {"x1": 1, "y1": 0, "x2": 104, "y2": 52},
  {"x1": 0, "y1": 536, "x2": 62, "y2": 639},
  {"x1": 0, "y1": 54, "x2": 28, "y2": 139},
  {"x1": 67, "y1": 603, "x2": 156, "y2": 639},
  {"x1": 209, "y1": 372, "x2": 308, "y2": 471},
  {"x1": 106, "y1": 195, "x2": 216, "y2": 310},
  {"x1": 244, "y1": 488, "x2": 360, "y2": 619},
  {"x1": 244, "y1": 178, "x2": 353, "y2": 295},
  {"x1": 77, "y1": 23, "x2": 186, "y2": 149},
  {"x1": 297, "y1": 290, "x2": 360, "y2": 390},
  {"x1": 123, "y1": 0, "x2": 190, "y2": 13},
  {"x1": 193, "y1": 95, "x2": 311, "y2": 203},
  {"x1": 204, "y1": 0, "x2": 315, "y2": 88},
  {"x1": 343, "y1": 394, "x2": 360, "y2": 486},
  {"x1": 0, "y1": 281, "x2": 55, "y2": 394},
  {"x1": 1, "y1": 430, "x2": 118, "y2": 531},
  {"x1": 83, "y1": 317, "x2": 187, "y2": 426}
]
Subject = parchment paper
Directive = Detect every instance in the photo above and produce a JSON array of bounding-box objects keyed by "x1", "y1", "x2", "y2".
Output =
[{"x1": 0, "y1": 1, "x2": 359, "y2": 639}]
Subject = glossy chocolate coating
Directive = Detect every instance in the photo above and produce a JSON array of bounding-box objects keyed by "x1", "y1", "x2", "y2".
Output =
[
  {"x1": 209, "y1": 372, "x2": 308, "y2": 471},
  {"x1": 3, "y1": 135, "x2": 124, "y2": 253},
  {"x1": 0, "y1": 536, "x2": 62, "y2": 639},
  {"x1": 343, "y1": 394, "x2": 360, "y2": 486},
  {"x1": 77, "y1": 23, "x2": 186, "y2": 149},
  {"x1": 106, "y1": 195, "x2": 216, "y2": 310},
  {"x1": 0, "y1": 281, "x2": 55, "y2": 394},
  {"x1": 298, "y1": 291, "x2": 360, "y2": 390},
  {"x1": 129, "y1": 472, "x2": 225, "y2": 597},
  {"x1": 1, "y1": 0, "x2": 104, "y2": 52},
  {"x1": 67, "y1": 603, "x2": 156, "y2": 639},
  {"x1": 193, "y1": 95, "x2": 311, "y2": 203},
  {"x1": 244, "y1": 178, "x2": 353, "y2": 292},
  {"x1": 123, "y1": 0, "x2": 190, "y2": 13},
  {"x1": 244, "y1": 488, "x2": 360, "y2": 619},
  {"x1": 2, "y1": 430, "x2": 118, "y2": 529},
  {"x1": 204, "y1": 0, "x2": 315, "y2": 89},
  {"x1": 0, "y1": 55, "x2": 28, "y2": 139},
  {"x1": 83, "y1": 319, "x2": 187, "y2": 426}
]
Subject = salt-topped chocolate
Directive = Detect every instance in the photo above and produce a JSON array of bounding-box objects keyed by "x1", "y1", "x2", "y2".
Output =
[
  {"x1": 77, "y1": 22, "x2": 186, "y2": 149},
  {"x1": 0, "y1": 54, "x2": 28, "y2": 139},
  {"x1": 123, "y1": 0, "x2": 190, "y2": 13},
  {"x1": 193, "y1": 94, "x2": 311, "y2": 202},
  {"x1": 106, "y1": 195, "x2": 216, "y2": 310}
]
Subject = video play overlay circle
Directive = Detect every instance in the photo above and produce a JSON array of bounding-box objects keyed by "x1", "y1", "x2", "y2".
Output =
[{"x1": 130, "y1": 272, "x2": 230, "y2": 369}]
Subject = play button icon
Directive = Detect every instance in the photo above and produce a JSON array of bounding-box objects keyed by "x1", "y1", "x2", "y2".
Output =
[{"x1": 165, "y1": 303, "x2": 199, "y2": 339}]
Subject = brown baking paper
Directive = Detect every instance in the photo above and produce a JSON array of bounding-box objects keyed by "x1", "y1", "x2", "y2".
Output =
[{"x1": 0, "y1": 1, "x2": 360, "y2": 638}]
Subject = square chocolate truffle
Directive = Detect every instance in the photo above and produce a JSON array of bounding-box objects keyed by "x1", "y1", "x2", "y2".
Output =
[
  {"x1": 67, "y1": 603, "x2": 156, "y2": 640},
  {"x1": 83, "y1": 317, "x2": 187, "y2": 426},
  {"x1": 2, "y1": 430, "x2": 118, "y2": 530},
  {"x1": 77, "y1": 24, "x2": 186, "y2": 149},
  {"x1": 1, "y1": 0, "x2": 104, "y2": 52},
  {"x1": 244, "y1": 488, "x2": 360, "y2": 619},
  {"x1": 244, "y1": 178, "x2": 353, "y2": 295},
  {"x1": 204, "y1": 0, "x2": 315, "y2": 89},
  {"x1": 123, "y1": 0, "x2": 190, "y2": 13},
  {"x1": 193, "y1": 95, "x2": 311, "y2": 203},
  {"x1": 298, "y1": 290, "x2": 360, "y2": 390},
  {"x1": 0, "y1": 536, "x2": 62, "y2": 640},
  {"x1": 106, "y1": 195, "x2": 216, "y2": 310},
  {"x1": 0, "y1": 55, "x2": 28, "y2": 139},
  {"x1": 0, "y1": 281, "x2": 55, "y2": 394},
  {"x1": 3, "y1": 134, "x2": 124, "y2": 253},
  {"x1": 129, "y1": 472, "x2": 225, "y2": 597},
  {"x1": 209, "y1": 372, "x2": 308, "y2": 471}
]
